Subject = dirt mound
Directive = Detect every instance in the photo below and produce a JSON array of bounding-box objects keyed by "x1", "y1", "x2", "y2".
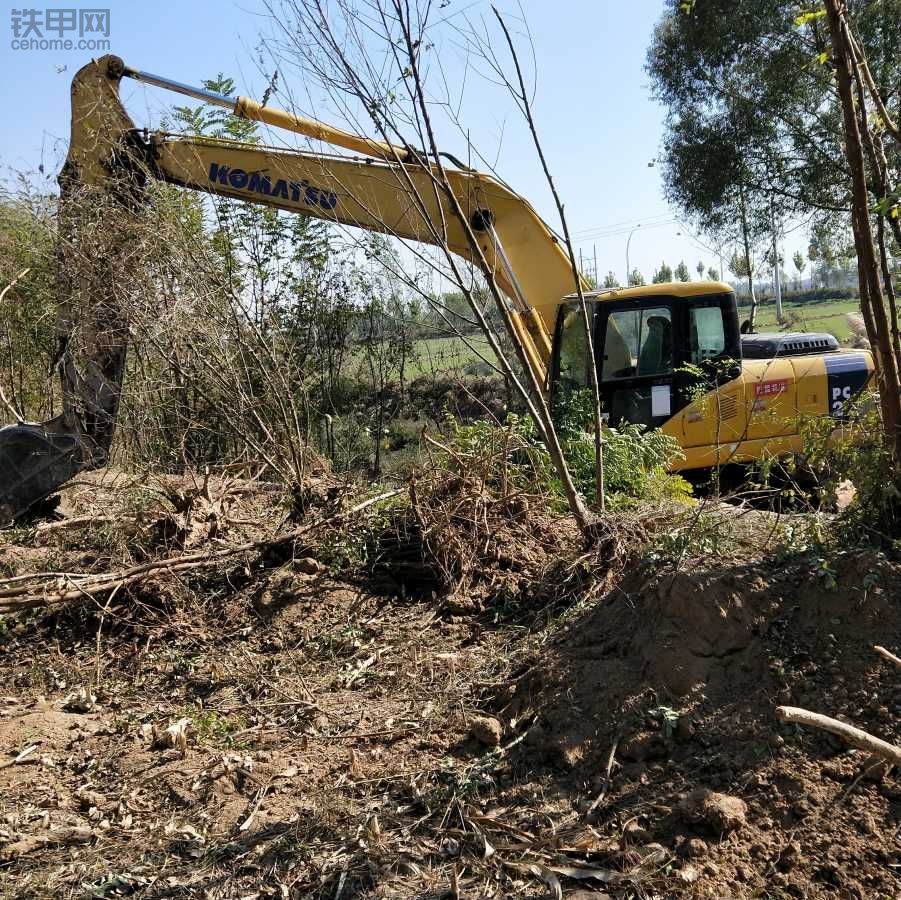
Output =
[
  {"x1": 508, "y1": 550, "x2": 901, "y2": 897},
  {"x1": 3, "y1": 471, "x2": 898, "y2": 897}
]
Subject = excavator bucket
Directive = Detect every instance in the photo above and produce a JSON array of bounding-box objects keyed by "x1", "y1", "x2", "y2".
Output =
[{"x1": 0, "y1": 421, "x2": 81, "y2": 522}]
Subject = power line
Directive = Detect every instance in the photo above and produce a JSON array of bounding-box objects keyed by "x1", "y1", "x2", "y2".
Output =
[
  {"x1": 571, "y1": 217, "x2": 678, "y2": 246},
  {"x1": 571, "y1": 212, "x2": 674, "y2": 239}
]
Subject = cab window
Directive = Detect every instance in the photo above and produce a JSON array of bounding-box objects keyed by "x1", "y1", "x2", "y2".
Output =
[
  {"x1": 601, "y1": 307, "x2": 673, "y2": 380},
  {"x1": 689, "y1": 305, "x2": 726, "y2": 363},
  {"x1": 555, "y1": 306, "x2": 591, "y2": 392}
]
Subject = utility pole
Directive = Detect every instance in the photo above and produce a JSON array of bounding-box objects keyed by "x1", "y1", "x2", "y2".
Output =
[
  {"x1": 593, "y1": 244, "x2": 599, "y2": 288},
  {"x1": 739, "y1": 183, "x2": 758, "y2": 330},
  {"x1": 770, "y1": 194, "x2": 783, "y2": 323}
]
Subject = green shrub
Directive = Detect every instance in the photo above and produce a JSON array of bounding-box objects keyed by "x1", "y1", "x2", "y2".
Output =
[
  {"x1": 445, "y1": 393, "x2": 692, "y2": 510},
  {"x1": 779, "y1": 392, "x2": 899, "y2": 538}
]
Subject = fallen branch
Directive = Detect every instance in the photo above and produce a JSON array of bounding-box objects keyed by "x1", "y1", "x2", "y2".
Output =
[
  {"x1": 776, "y1": 706, "x2": 901, "y2": 766},
  {"x1": 0, "y1": 826, "x2": 92, "y2": 860},
  {"x1": 587, "y1": 728, "x2": 622, "y2": 815},
  {"x1": 33, "y1": 515, "x2": 117, "y2": 535},
  {"x1": 0, "y1": 489, "x2": 402, "y2": 612},
  {"x1": 0, "y1": 744, "x2": 38, "y2": 771},
  {"x1": 874, "y1": 645, "x2": 901, "y2": 669}
]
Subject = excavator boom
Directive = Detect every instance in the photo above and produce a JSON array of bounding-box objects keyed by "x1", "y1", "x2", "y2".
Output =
[
  {"x1": 0, "y1": 54, "x2": 581, "y2": 519},
  {"x1": 64, "y1": 56, "x2": 578, "y2": 325}
]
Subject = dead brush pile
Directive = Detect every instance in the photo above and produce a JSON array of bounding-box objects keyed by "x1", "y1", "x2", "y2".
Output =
[
  {"x1": 354, "y1": 422, "x2": 658, "y2": 619},
  {"x1": 0, "y1": 465, "x2": 359, "y2": 616},
  {"x1": 371, "y1": 466, "x2": 566, "y2": 597}
]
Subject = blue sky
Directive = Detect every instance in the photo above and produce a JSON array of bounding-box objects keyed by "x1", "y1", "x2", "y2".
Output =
[{"x1": 0, "y1": 1, "x2": 803, "y2": 285}]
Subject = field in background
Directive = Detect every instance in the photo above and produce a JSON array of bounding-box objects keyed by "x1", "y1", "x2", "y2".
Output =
[
  {"x1": 752, "y1": 297, "x2": 859, "y2": 341},
  {"x1": 406, "y1": 333, "x2": 499, "y2": 377},
  {"x1": 401, "y1": 297, "x2": 863, "y2": 380}
]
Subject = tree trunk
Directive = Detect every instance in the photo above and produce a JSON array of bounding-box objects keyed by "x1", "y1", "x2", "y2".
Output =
[
  {"x1": 739, "y1": 183, "x2": 758, "y2": 330},
  {"x1": 824, "y1": 0, "x2": 901, "y2": 460},
  {"x1": 493, "y1": 8, "x2": 606, "y2": 513}
]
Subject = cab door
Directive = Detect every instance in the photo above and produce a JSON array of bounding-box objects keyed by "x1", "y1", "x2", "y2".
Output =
[
  {"x1": 676, "y1": 298, "x2": 745, "y2": 449},
  {"x1": 597, "y1": 302, "x2": 678, "y2": 429}
]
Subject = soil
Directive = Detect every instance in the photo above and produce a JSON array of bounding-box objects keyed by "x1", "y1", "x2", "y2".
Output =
[
  {"x1": 508, "y1": 551, "x2": 901, "y2": 898},
  {"x1": 0, "y1": 474, "x2": 899, "y2": 898}
]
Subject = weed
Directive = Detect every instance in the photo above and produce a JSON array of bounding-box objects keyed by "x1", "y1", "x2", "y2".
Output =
[
  {"x1": 178, "y1": 703, "x2": 246, "y2": 747},
  {"x1": 450, "y1": 395, "x2": 693, "y2": 509},
  {"x1": 649, "y1": 704, "x2": 680, "y2": 739},
  {"x1": 787, "y1": 392, "x2": 900, "y2": 540},
  {"x1": 317, "y1": 497, "x2": 404, "y2": 574},
  {"x1": 309, "y1": 621, "x2": 365, "y2": 659},
  {"x1": 646, "y1": 509, "x2": 738, "y2": 566},
  {"x1": 813, "y1": 557, "x2": 838, "y2": 591},
  {"x1": 770, "y1": 517, "x2": 827, "y2": 564},
  {"x1": 425, "y1": 750, "x2": 501, "y2": 809}
]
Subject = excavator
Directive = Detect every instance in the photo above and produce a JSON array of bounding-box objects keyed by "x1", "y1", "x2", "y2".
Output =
[{"x1": 0, "y1": 55, "x2": 876, "y2": 520}]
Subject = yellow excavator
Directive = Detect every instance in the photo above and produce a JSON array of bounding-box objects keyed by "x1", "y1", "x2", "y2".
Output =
[{"x1": 0, "y1": 55, "x2": 875, "y2": 518}]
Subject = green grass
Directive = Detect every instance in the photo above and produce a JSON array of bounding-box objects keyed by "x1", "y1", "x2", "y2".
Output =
[
  {"x1": 351, "y1": 298, "x2": 863, "y2": 384},
  {"x1": 346, "y1": 333, "x2": 500, "y2": 381},
  {"x1": 408, "y1": 334, "x2": 500, "y2": 376},
  {"x1": 750, "y1": 297, "x2": 860, "y2": 342}
]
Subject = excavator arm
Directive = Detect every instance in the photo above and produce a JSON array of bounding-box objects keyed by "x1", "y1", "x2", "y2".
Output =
[{"x1": 0, "y1": 54, "x2": 581, "y2": 519}]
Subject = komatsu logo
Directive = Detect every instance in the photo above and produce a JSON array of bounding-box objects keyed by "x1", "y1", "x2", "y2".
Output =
[{"x1": 208, "y1": 163, "x2": 338, "y2": 210}]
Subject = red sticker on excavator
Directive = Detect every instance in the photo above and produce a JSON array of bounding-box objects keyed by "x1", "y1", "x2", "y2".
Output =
[{"x1": 754, "y1": 379, "x2": 788, "y2": 398}]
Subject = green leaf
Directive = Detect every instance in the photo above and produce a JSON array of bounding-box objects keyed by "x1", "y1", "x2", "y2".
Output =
[{"x1": 795, "y1": 9, "x2": 826, "y2": 27}]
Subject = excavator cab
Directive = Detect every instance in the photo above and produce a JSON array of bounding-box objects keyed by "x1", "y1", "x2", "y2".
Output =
[{"x1": 550, "y1": 285, "x2": 742, "y2": 431}]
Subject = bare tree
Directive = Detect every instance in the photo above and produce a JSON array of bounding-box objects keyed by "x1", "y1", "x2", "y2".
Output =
[
  {"x1": 262, "y1": 0, "x2": 598, "y2": 528},
  {"x1": 488, "y1": 8, "x2": 606, "y2": 511}
]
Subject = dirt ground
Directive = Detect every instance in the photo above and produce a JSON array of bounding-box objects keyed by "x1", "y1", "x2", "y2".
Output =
[{"x1": 0, "y1": 473, "x2": 898, "y2": 898}]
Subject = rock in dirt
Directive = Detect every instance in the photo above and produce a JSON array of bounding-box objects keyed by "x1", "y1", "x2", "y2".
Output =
[
  {"x1": 675, "y1": 714, "x2": 695, "y2": 740},
  {"x1": 620, "y1": 819, "x2": 651, "y2": 847},
  {"x1": 635, "y1": 842, "x2": 670, "y2": 864},
  {"x1": 778, "y1": 841, "x2": 802, "y2": 871},
  {"x1": 620, "y1": 733, "x2": 667, "y2": 762},
  {"x1": 677, "y1": 863, "x2": 700, "y2": 884},
  {"x1": 679, "y1": 788, "x2": 747, "y2": 834},
  {"x1": 469, "y1": 716, "x2": 502, "y2": 747},
  {"x1": 75, "y1": 787, "x2": 106, "y2": 811},
  {"x1": 295, "y1": 557, "x2": 324, "y2": 576},
  {"x1": 443, "y1": 595, "x2": 482, "y2": 615},
  {"x1": 685, "y1": 837, "x2": 707, "y2": 858}
]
